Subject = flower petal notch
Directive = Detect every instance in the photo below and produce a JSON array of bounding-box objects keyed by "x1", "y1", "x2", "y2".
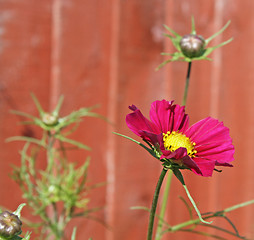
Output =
[
  {"x1": 156, "y1": 17, "x2": 233, "y2": 70},
  {"x1": 125, "y1": 100, "x2": 234, "y2": 177}
]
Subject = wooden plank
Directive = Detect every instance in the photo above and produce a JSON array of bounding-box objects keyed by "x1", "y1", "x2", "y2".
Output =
[
  {"x1": 111, "y1": 0, "x2": 169, "y2": 239},
  {"x1": 51, "y1": 0, "x2": 113, "y2": 239},
  {"x1": 0, "y1": 0, "x2": 52, "y2": 214},
  {"x1": 0, "y1": 0, "x2": 253, "y2": 239}
]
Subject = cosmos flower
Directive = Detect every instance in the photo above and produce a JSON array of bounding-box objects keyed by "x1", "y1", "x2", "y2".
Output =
[{"x1": 126, "y1": 100, "x2": 234, "y2": 177}]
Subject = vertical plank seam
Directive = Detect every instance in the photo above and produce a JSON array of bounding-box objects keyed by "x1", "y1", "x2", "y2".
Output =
[
  {"x1": 164, "y1": 0, "x2": 174, "y2": 100},
  {"x1": 208, "y1": 2, "x2": 225, "y2": 239},
  {"x1": 210, "y1": 0, "x2": 224, "y2": 118},
  {"x1": 106, "y1": 1, "x2": 120, "y2": 239},
  {"x1": 50, "y1": 0, "x2": 62, "y2": 110}
]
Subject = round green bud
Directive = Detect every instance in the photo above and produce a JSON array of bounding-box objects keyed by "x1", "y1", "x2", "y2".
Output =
[
  {"x1": 180, "y1": 34, "x2": 205, "y2": 58},
  {"x1": 0, "y1": 211, "x2": 22, "y2": 238},
  {"x1": 42, "y1": 113, "x2": 58, "y2": 126}
]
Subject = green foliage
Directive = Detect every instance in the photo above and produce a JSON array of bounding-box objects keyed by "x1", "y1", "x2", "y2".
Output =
[
  {"x1": 8, "y1": 94, "x2": 103, "y2": 239},
  {"x1": 156, "y1": 17, "x2": 233, "y2": 70}
]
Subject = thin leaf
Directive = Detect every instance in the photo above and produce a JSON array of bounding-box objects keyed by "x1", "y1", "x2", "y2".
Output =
[
  {"x1": 71, "y1": 227, "x2": 77, "y2": 240},
  {"x1": 179, "y1": 228, "x2": 227, "y2": 240},
  {"x1": 160, "y1": 52, "x2": 175, "y2": 56},
  {"x1": 156, "y1": 59, "x2": 174, "y2": 71},
  {"x1": 130, "y1": 206, "x2": 151, "y2": 211},
  {"x1": 223, "y1": 216, "x2": 241, "y2": 237},
  {"x1": 72, "y1": 206, "x2": 104, "y2": 218},
  {"x1": 130, "y1": 206, "x2": 171, "y2": 228},
  {"x1": 179, "y1": 196, "x2": 193, "y2": 219},
  {"x1": 163, "y1": 24, "x2": 181, "y2": 38},
  {"x1": 163, "y1": 34, "x2": 182, "y2": 51},
  {"x1": 13, "y1": 203, "x2": 26, "y2": 218},
  {"x1": 198, "y1": 222, "x2": 248, "y2": 240},
  {"x1": 52, "y1": 95, "x2": 64, "y2": 116},
  {"x1": 6, "y1": 136, "x2": 46, "y2": 147},
  {"x1": 206, "y1": 20, "x2": 231, "y2": 44},
  {"x1": 55, "y1": 134, "x2": 91, "y2": 150},
  {"x1": 31, "y1": 93, "x2": 45, "y2": 117},
  {"x1": 191, "y1": 16, "x2": 196, "y2": 35},
  {"x1": 211, "y1": 37, "x2": 233, "y2": 50},
  {"x1": 203, "y1": 38, "x2": 233, "y2": 58},
  {"x1": 76, "y1": 158, "x2": 90, "y2": 194},
  {"x1": 113, "y1": 132, "x2": 155, "y2": 156},
  {"x1": 22, "y1": 232, "x2": 32, "y2": 240},
  {"x1": 173, "y1": 169, "x2": 212, "y2": 224},
  {"x1": 10, "y1": 110, "x2": 40, "y2": 121}
]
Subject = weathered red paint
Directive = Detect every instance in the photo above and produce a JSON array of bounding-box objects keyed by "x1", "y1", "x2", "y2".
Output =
[{"x1": 0, "y1": 1, "x2": 253, "y2": 239}]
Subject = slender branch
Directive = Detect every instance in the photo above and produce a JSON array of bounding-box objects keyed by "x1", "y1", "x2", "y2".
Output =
[
  {"x1": 147, "y1": 168, "x2": 168, "y2": 240},
  {"x1": 198, "y1": 222, "x2": 247, "y2": 239},
  {"x1": 46, "y1": 132, "x2": 56, "y2": 173},
  {"x1": 179, "y1": 228, "x2": 227, "y2": 240},
  {"x1": 182, "y1": 62, "x2": 192, "y2": 106},
  {"x1": 160, "y1": 199, "x2": 254, "y2": 238},
  {"x1": 224, "y1": 199, "x2": 254, "y2": 213}
]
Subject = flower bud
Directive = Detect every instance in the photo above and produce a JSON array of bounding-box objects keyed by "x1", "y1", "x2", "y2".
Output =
[
  {"x1": 0, "y1": 211, "x2": 22, "y2": 238},
  {"x1": 42, "y1": 113, "x2": 58, "y2": 126},
  {"x1": 180, "y1": 34, "x2": 205, "y2": 58}
]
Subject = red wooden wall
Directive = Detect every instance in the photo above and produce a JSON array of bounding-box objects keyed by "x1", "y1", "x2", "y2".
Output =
[{"x1": 0, "y1": 0, "x2": 254, "y2": 239}]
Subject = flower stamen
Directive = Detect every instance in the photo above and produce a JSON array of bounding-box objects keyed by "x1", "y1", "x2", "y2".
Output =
[{"x1": 163, "y1": 131, "x2": 197, "y2": 157}]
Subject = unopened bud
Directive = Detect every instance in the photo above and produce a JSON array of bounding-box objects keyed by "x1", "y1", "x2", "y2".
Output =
[
  {"x1": 180, "y1": 34, "x2": 205, "y2": 58},
  {"x1": 0, "y1": 211, "x2": 22, "y2": 238},
  {"x1": 42, "y1": 113, "x2": 58, "y2": 126}
]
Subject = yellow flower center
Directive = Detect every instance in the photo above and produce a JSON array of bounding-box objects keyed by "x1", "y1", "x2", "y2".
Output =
[{"x1": 163, "y1": 131, "x2": 197, "y2": 157}]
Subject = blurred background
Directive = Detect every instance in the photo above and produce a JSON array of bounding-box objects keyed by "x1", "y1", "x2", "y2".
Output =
[{"x1": 0, "y1": 0, "x2": 253, "y2": 239}]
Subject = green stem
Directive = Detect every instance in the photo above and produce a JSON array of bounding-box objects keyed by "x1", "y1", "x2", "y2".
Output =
[
  {"x1": 182, "y1": 184, "x2": 212, "y2": 224},
  {"x1": 155, "y1": 59, "x2": 193, "y2": 240},
  {"x1": 155, "y1": 171, "x2": 173, "y2": 240},
  {"x1": 147, "y1": 168, "x2": 168, "y2": 240},
  {"x1": 173, "y1": 169, "x2": 211, "y2": 225},
  {"x1": 46, "y1": 132, "x2": 55, "y2": 173},
  {"x1": 182, "y1": 62, "x2": 192, "y2": 106},
  {"x1": 224, "y1": 199, "x2": 254, "y2": 213},
  {"x1": 161, "y1": 199, "x2": 254, "y2": 235}
]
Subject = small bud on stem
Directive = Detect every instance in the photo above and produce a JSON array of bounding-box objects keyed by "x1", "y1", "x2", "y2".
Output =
[
  {"x1": 180, "y1": 34, "x2": 205, "y2": 58},
  {"x1": 0, "y1": 211, "x2": 22, "y2": 238}
]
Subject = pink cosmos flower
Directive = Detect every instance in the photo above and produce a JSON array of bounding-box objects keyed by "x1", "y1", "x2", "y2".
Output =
[{"x1": 126, "y1": 100, "x2": 234, "y2": 177}]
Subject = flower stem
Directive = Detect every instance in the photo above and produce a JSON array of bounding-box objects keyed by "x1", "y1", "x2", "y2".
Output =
[
  {"x1": 182, "y1": 61, "x2": 192, "y2": 106},
  {"x1": 155, "y1": 170, "x2": 173, "y2": 240},
  {"x1": 147, "y1": 168, "x2": 168, "y2": 240},
  {"x1": 173, "y1": 169, "x2": 212, "y2": 225}
]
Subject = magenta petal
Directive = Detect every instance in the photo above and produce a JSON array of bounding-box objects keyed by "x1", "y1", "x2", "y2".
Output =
[
  {"x1": 192, "y1": 158, "x2": 216, "y2": 177},
  {"x1": 149, "y1": 100, "x2": 189, "y2": 133},
  {"x1": 161, "y1": 147, "x2": 188, "y2": 159},
  {"x1": 197, "y1": 142, "x2": 234, "y2": 165},
  {"x1": 141, "y1": 131, "x2": 162, "y2": 146},
  {"x1": 149, "y1": 100, "x2": 173, "y2": 133},
  {"x1": 186, "y1": 117, "x2": 234, "y2": 166},
  {"x1": 181, "y1": 155, "x2": 202, "y2": 175},
  {"x1": 186, "y1": 117, "x2": 228, "y2": 144},
  {"x1": 215, "y1": 161, "x2": 233, "y2": 167},
  {"x1": 126, "y1": 105, "x2": 160, "y2": 141},
  {"x1": 170, "y1": 104, "x2": 189, "y2": 132}
]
